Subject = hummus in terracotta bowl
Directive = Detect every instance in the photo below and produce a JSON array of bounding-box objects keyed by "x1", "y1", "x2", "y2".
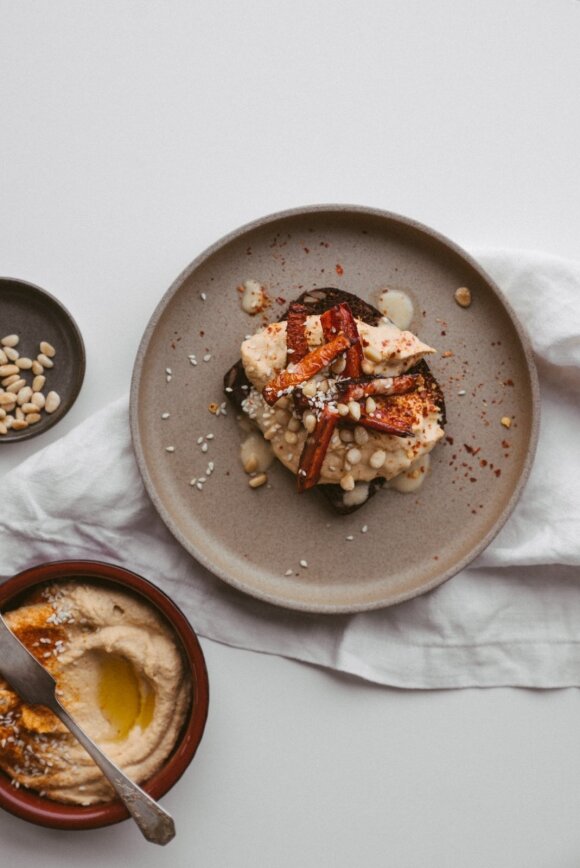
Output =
[{"x1": 0, "y1": 560, "x2": 209, "y2": 830}]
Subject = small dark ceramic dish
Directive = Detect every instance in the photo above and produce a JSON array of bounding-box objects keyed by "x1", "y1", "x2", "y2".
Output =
[
  {"x1": 0, "y1": 277, "x2": 85, "y2": 442},
  {"x1": 0, "y1": 560, "x2": 209, "y2": 831}
]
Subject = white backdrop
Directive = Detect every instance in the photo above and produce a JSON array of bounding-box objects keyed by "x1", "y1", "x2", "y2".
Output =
[{"x1": 1, "y1": 2, "x2": 580, "y2": 866}]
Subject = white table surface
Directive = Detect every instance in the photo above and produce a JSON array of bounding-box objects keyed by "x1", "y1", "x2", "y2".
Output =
[{"x1": 2, "y1": 2, "x2": 580, "y2": 866}]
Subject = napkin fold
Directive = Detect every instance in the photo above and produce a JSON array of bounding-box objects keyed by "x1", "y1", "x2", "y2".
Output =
[{"x1": 1, "y1": 249, "x2": 580, "y2": 689}]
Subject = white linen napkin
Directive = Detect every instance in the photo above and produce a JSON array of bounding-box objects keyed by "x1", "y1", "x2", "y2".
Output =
[{"x1": 1, "y1": 249, "x2": 580, "y2": 689}]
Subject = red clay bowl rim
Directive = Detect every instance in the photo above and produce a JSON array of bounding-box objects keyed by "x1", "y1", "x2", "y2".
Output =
[{"x1": 0, "y1": 560, "x2": 209, "y2": 831}]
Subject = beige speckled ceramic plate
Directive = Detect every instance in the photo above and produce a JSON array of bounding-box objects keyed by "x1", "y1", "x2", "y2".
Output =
[{"x1": 130, "y1": 205, "x2": 539, "y2": 613}]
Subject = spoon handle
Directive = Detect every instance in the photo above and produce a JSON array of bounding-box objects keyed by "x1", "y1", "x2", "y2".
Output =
[{"x1": 52, "y1": 700, "x2": 176, "y2": 845}]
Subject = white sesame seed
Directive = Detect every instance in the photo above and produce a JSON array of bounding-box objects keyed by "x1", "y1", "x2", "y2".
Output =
[
  {"x1": 203, "y1": 353, "x2": 212, "y2": 362},
  {"x1": 196, "y1": 482, "x2": 203, "y2": 490},
  {"x1": 166, "y1": 374, "x2": 172, "y2": 382},
  {"x1": 165, "y1": 446, "x2": 175, "y2": 453},
  {"x1": 345, "y1": 535, "x2": 354, "y2": 541},
  {"x1": 201, "y1": 442, "x2": 209, "y2": 453},
  {"x1": 299, "y1": 559, "x2": 308, "y2": 568},
  {"x1": 285, "y1": 569, "x2": 293, "y2": 576},
  {"x1": 161, "y1": 412, "x2": 170, "y2": 419},
  {"x1": 200, "y1": 292, "x2": 207, "y2": 301},
  {"x1": 361, "y1": 525, "x2": 368, "y2": 533},
  {"x1": 458, "y1": 389, "x2": 466, "y2": 396},
  {"x1": 197, "y1": 436, "x2": 204, "y2": 444},
  {"x1": 190, "y1": 358, "x2": 198, "y2": 366},
  {"x1": 225, "y1": 386, "x2": 233, "y2": 392},
  {"x1": 190, "y1": 478, "x2": 197, "y2": 485},
  {"x1": 165, "y1": 367, "x2": 172, "y2": 375},
  {"x1": 198, "y1": 477, "x2": 207, "y2": 483},
  {"x1": 206, "y1": 433, "x2": 214, "y2": 439}
]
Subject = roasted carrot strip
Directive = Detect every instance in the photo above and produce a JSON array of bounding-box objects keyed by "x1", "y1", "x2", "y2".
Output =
[
  {"x1": 339, "y1": 374, "x2": 419, "y2": 403},
  {"x1": 286, "y1": 303, "x2": 310, "y2": 362},
  {"x1": 357, "y1": 413, "x2": 414, "y2": 438},
  {"x1": 262, "y1": 333, "x2": 352, "y2": 406},
  {"x1": 297, "y1": 406, "x2": 338, "y2": 492},
  {"x1": 320, "y1": 303, "x2": 363, "y2": 378}
]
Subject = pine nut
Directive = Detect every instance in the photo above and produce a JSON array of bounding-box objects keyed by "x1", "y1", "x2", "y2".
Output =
[
  {"x1": 0, "y1": 350, "x2": 7, "y2": 365},
  {"x1": 26, "y1": 413, "x2": 42, "y2": 425},
  {"x1": 361, "y1": 359, "x2": 374, "y2": 375},
  {"x1": 330, "y1": 431, "x2": 341, "y2": 449},
  {"x1": 369, "y1": 449, "x2": 386, "y2": 469},
  {"x1": 243, "y1": 454, "x2": 258, "y2": 474},
  {"x1": 336, "y1": 403, "x2": 349, "y2": 416},
  {"x1": 6, "y1": 379, "x2": 26, "y2": 394},
  {"x1": 1, "y1": 335, "x2": 19, "y2": 347},
  {"x1": 284, "y1": 430, "x2": 298, "y2": 445},
  {"x1": 331, "y1": 355, "x2": 347, "y2": 374},
  {"x1": 340, "y1": 428, "x2": 354, "y2": 443},
  {"x1": 249, "y1": 473, "x2": 268, "y2": 488},
  {"x1": 354, "y1": 426, "x2": 369, "y2": 445},
  {"x1": 0, "y1": 422, "x2": 6, "y2": 435},
  {"x1": 31, "y1": 361, "x2": 44, "y2": 375},
  {"x1": 40, "y1": 341, "x2": 56, "y2": 358},
  {"x1": 303, "y1": 413, "x2": 316, "y2": 433},
  {"x1": 0, "y1": 408, "x2": 5, "y2": 419},
  {"x1": 31, "y1": 392, "x2": 45, "y2": 409},
  {"x1": 4, "y1": 347, "x2": 19, "y2": 362},
  {"x1": 11, "y1": 419, "x2": 28, "y2": 430},
  {"x1": 0, "y1": 393, "x2": 15, "y2": 406},
  {"x1": 340, "y1": 473, "x2": 355, "y2": 491},
  {"x1": 287, "y1": 417, "x2": 301, "y2": 432},
  {"x1": 301, "y1": 380, "x2": 317, "y2": 398},
  {"x1": 263, "y1": 425, "x2": 279, "y2": 441},
  {"x1": 2, "y1": 374, "x2": 20, "y2": 387},
  {"x1": 16, "y1": 357, "x2": 33, "y2": 370},
  {"x1": 346, "y1": 447, "x2": 362, "y2": 465},
  {"x1": 37, "y1": 353, "x2": 54, "y2": 369},
  {"x1": 17, "y1": 387, "x2": 33, "y2": 406},
  {"x1": 32, "y1": 375, "x2": 46, "y2": 393},
  {"x1": 454, "y1": 287, "x2": 472, "y2": 308},
  {"x1": 4, "y1": 414, "x2": 14, "y2": 428},
  {"x1": 348, "y1": 400, "x2": 361, "y2": 421},
  {"x1": 275, "y1": 409, "x2": 290, "y2": 425},
  {"x1": 45, "y1": 391, "x2": 61, "y2": 414},
  {"x1": 0, "y1": 365, "x2": 19, "y2": 377},
  {"x1": 15, "y1": 407, "x2": 25, "y2": 421},
  {"x1": 365, "y1": 397, "x2": 377, "y2": 414},
  {"x1": 22, "y1": 403, "x2": 38, "y2": 414}
]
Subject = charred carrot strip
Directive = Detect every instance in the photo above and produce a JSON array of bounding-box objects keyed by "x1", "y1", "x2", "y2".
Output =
[
  {"x1": 320, "y1": 303, "x2": 363, "y2": 378},
  {"x1": 286, "y1": 303, "x2": 310, "y2": 362},
  {"x1": 297, "y1": 406, "x2": 338, "y2": 492},
  {"x1": 339, "y1": 374, "x2": 419, "y2": 403},
  {"x1": 357, "y1": 413, "x2": 414, "y2": 438},
  {"x1": 262, "y1": 333, "x2": 352, "y2": 405}
]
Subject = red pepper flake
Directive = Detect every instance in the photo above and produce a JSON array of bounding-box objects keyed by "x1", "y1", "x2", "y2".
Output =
[
  {"x1": 446, "y1": 436, "x2": 454, "y2": 445},
  {"x1": 199, "y1": 330, "x2": 205, "y2": 336},
  {"x1": 275, "y1": 296, "x2": 286, "y2": 305},
  {"x1": 501, "y1": 440, "x2": 511, "y2": 449},
  {"x1": 335, "y1": 264, "x2": 344, "y2": 275},
  {"x1": 480, "y1": 459, "x2": 488, "y2": 467},
  {"x1": 303, "y1": 247, "x2": 310, "y2": 254},
  {"x1": 469, "y1": 477, "x2": 477, "y2": 483},
  {"x1": 464, "y1": 444, "x2": 481, "y2": 456},
  {"x1": 494, "y1": 468, "x2": 501, "y2": 477},
  {"x1": 504, "y1": 379, "x2": 514, "y2": 386}
]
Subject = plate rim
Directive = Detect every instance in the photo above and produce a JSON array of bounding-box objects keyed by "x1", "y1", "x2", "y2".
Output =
[
  {"x1": 0, "y1": 276, "x2": 86, "y2": 444},
  {"x1": 130, "y1": 203, "x2": 540, "y2": 614}
]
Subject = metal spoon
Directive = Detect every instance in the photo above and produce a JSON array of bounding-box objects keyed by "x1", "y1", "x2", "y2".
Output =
[{"x1": 0, "y1": 613, "x2": 175, "y2": 845}]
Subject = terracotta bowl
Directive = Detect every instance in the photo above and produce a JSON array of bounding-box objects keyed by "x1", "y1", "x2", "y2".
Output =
[{"x1": 0, "y1": 560, "x2": 209, "y2": 831}]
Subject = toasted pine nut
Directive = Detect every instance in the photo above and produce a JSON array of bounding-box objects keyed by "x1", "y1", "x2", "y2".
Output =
[
  {"x1": 0, "y1": 408, "x2": 5, "y2": 419},
  {"x1": 301, "y1": 380, "x2": 317, "y2": 398},
  {"x1": 243, "y1": 454, "x2": 258, "y2": 474},
  {"x1": 287, "y1": 417, "x2": 301, "y2": 432},
  {"x1": 6, "y1": 379, "x2": 26, "y2": 394},
  {"x1": 4, "y1": 347, "x2": 19, "y2": 362},
  {"x1": 0, "y1": 393, "x2": 16, "y2": 406},
  {"x1": 336, "y1": 403, "x2": 349, "y2": 416},
  {"x1": 16, "y1": 357, "x2": 33, "y2": 370},
  {"x1": 15, "y1": 407, "x2": 25, "y2": 421},
  {"x1": 303, "y1": 413, "x2": 316, "y2": 433},
  {"x1": 2, "y1": 374, "x2": 20, "y2": 387},
  {"x1": 22, "y1": 403, "x2": 38, "y2": 414},
  {"x1": 26, "y1": 413, "x2": 42, "y2": 425},
  {"x1": 263, "y1": 425, "x2": 279, "y2": 441},
  {"x1": 365, "y1": 397, "x2": 377, "y2": 414},
  {"x1": 45, "y1": 391, "x2": 61, "y2": 414},
  {"x1": 339, "y1": 428, "x2": 354, "y2": 443},
  {"x1": 363, "y1": 346, "x2": 382, "y2": 363},
  {"x1": 1, "y1": 335, "x2": 19, "y2": 348},
  {"x1": 31, "y1": 360, "x2": 44, "y2": 375},
  {"x1": 39, "y1": 341, "x2": 56, "y2": 357},
  {"x1": 284, "y1": 430, "x2": 298, "y2": 445},
  {"x1": 331, "y1": 355, "x2": 347, "y2": 374},
  {"x1": 361, "y1": 359, "x2": 374, "y2": 375},
  {"x1": 348, "y1": 400, "x2": 361, "y2": 421},
  {"x1": 501, "y1": 416, "x2": 512, "y2": 428},
  {"x1": 354, "y1": 426, "x2": 369, "y2": 445},
  {"x1": 31, "y1": 392, "x2": 45, "y2": 409},
  {"x1": 249, "y1": 473, "x2": 268, "y2": 488},
  {"x1": 340, "y1": 473, "x2": 355, "y2": 491},
  {"x1": 275, "y1": 409, "x2": 290, "y2": 425},
  {"x1": 0, "y1": 350, "x2": 7, "y2": 365},
  {"x1": 11, "y1": 419, "x2": 28, "y2": 430},
  {"x1": 346, "y1": 447, "x2": 362, "y2": 465},
  {"x1": 0, "y1": 365, "x2": 19, "y2": 377},
  {"x1": 37, "y1": 353, "x2": 54, "y2": 368},
  {"x1": 32, "y1": 375, "x2": 46, "y2": 393},
  {"x1": 17, "y1": 386, "x2": 33, "y2": 406},
  {"x1": 454, "y1": 287, "x2": 472, "y2": 308},
  {"x1": 0, "y1": 422, "x2": 6, "y2": 435},
  {"x1": 369, "y1": 449, "x2": 386, "y2": 469}
]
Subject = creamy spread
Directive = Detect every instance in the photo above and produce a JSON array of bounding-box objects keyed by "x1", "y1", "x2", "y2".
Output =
[
  {"x1": 0, "y1": 583, "x2": 191, "y2": 805},
  {"x1": 240, "y1": 312, "x2": 444, "y2": 490}
]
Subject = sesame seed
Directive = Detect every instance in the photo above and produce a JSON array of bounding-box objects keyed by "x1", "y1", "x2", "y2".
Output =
[
  {"x1": 165, "y1": 367, "x2": 172, "y2": 375},
  {"x1": 225, "y1": 386, "x2": 233, "y2": 392},
  {"x1": 203, "y1": 353, "x2": 212, "y2": 362},
  {"x1": 345, "y1": 535, "x2": 354, "y2": 541},
  {"x1": 190, "y1": 478, "x2": 197, "y2": 485},
  {"x1": 361, "y1": 525, "x2": 368, "y2": 533},
  {"x1": 165, "y1": 446, "x2": 175, "y2": 453},
  {"x1": 190, "y1": 358, "x2": 198, "y2": 366},
  {"x1": 196, "y1": 482, "x2": 203, "y2": 490},
  {"x1": 200, "y1": 292, "x2": 207, "y2": 301},
  {"x1": 284, "y1": 569, "x2": 293, "y2": 576},
  {"x1": 197, "y1": 436, "x2": 204, "y2": 444},
  {"x1": 161, "y1": 412, "x2": 170, "y2": 419},
  {"x1": 201, "y1": 442, "x2": 208, "y2": 453},
  {"x1": 458, "y1": 390, "x2": 466, "y2": 396},
  {"x1": 206, "y1": 433, "x2": 214, "y2": 440},
  {"x1": 299, "y1": 559, "x2": 308, "y2": 568},
  {"x1": 166, "y1": 374, "x2": 172, "y2": 383}
]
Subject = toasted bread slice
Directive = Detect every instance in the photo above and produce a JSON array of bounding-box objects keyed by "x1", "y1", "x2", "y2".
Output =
[{"x1": 224, "y1": 288, "x2": 445, "y2": 514}]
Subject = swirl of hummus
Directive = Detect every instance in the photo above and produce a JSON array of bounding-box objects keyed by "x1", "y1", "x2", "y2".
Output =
[{"x1": 0, "y1": 582, "x2": 191, "y2": 805}]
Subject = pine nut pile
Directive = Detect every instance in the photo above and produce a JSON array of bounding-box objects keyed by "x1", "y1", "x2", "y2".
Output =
[{"x1": 0, "y1": 334, "x2": 61, "y2": 435}]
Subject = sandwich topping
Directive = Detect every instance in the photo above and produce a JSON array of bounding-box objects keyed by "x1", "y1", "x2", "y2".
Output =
[{"x1": 239, "y1": 298, "x2": 445, "y2": 494}]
